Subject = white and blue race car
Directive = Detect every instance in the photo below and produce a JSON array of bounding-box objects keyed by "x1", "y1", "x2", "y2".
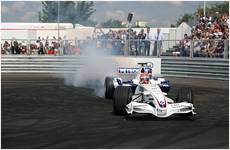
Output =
[{"x1": 104, "y1": 62, "x2": 196, "y2": 118}]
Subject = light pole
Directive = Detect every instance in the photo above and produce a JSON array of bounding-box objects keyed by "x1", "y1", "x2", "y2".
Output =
[
  {"x1": 203, "y1": 0, "x2": 206, "y2": 17},
  {"x1": 57, "y1": 1, "x2": 60, "y2": 40},
  {"x1": 128, "y1": 23, "x2": 131, "y2": 55},
  {"x1": 127, "y1": 13, "x2": 133, "y2": 56}
]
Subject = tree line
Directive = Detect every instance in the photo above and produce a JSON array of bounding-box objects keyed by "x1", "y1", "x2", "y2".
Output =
[
  {"x1": 38, "y1": 1, "x2": 125, "y2": 28},
  {"x1": 39, "y1": 1, "x2": 229, "y2": 28},
  {"x1": 174, "y1": 1, "x2": 229, "y2": 27}
]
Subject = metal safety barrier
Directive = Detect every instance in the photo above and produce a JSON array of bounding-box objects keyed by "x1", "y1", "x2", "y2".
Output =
[
  {"x1": 161, "y1": 57, "x2": 229, "y2": 80},
  {"x1": 1, "y1": 55, "x2": 83, "y2": 73},
  {"x1": 1, "y1": 55, "x2": 229, "y2": 80}
]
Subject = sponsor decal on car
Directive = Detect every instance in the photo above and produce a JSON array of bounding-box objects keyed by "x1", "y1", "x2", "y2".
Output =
[
  {"x1": 171, "y1": 103, "x2": 186, "y2": 108},
  {"x1": 157, "y1": 108, "x2": 167, "y2": 116},
  {"x1": 118, "y1": 68, "x2": 139, "y2": 74}
]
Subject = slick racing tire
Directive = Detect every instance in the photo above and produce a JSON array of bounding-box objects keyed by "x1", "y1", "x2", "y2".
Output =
[
  {"x1": 177, "y1": 87, "x2": 195, "y2": 119},
  {"x1": 113, "y1": 86, "x2": 133, "y2": 115},
  {"x1": 104, "y1": 77, "x2": 115, "y2": 99},
  {"x1": 176, "y1": 87, "x2": 194, "y2": 104}
]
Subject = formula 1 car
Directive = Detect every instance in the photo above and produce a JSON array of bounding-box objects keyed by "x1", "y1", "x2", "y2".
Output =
[
  {"x1": 105, "y1": 62, "x2": 171, "y2": 99},
  {"x1": 104, "y1": 62, "x2": 196, "y2": 118}
]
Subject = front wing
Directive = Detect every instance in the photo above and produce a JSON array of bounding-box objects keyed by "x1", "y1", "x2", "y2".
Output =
[{"x1": 126, "y1": 101, "x2": 196, "y2": 118}]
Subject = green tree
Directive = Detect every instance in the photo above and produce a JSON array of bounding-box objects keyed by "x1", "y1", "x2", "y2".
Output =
[
  {"x1": 197, "y1": 1, "x2": 229, "y2": 16},
  {"x1": 175, "y1": 2, "x2": 229, "y2": 27},
  {"x1": 170, "y1": 24, "x2": 176, "y2": 28},
  {"x1": 39, "y1": 1, "x2": 96, "y2": 27},
  {"x1": 176, "y1": 13, "x2": 193, "y2": 26},
  {"x1": 101, "y1": 19, "x2": 125, "y2": 28},
  {"x1": 80, "y1": 20, "x2": 98, "y2": 27}
]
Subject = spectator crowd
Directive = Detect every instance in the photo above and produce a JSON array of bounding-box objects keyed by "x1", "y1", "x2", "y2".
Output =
[
  {"x1": 179, "y1": 13, "x2": 229, "y2": 57},
  {"x1": 1, "y1": 13, "x2": 229, "y2": 58},
  {"x1": 93, "y1": 27, "x2": 162, "y2": 56},
  {"x1": 1, "y1": 36, "x2": 82, "y2": 55}
]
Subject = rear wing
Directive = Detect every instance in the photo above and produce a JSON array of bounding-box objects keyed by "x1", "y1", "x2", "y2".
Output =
[{"x1": 137, "y1": 62, "x2": 154, "y2": 68}]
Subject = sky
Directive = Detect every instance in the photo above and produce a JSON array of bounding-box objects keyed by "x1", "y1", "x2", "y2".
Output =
[{"x1": 1, "y1": 1, "x2": 225, "y2": 27}]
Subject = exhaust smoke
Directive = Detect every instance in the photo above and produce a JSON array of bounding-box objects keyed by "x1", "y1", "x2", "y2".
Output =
[{"x1": 63, "y1": 44, "x2": 118, "y2": 97}]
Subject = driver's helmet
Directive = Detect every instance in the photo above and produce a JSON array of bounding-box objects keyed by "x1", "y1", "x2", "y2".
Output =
[{"x1": 140, "y1": 68, "x2": 151, "y2": 84}]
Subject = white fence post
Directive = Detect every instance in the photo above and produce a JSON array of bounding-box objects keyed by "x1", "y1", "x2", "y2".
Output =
[{"x1": 190, "y1": 40, "x2": 194, "y2": 58}]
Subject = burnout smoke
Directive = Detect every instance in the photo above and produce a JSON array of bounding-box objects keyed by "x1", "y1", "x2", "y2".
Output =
[{"x1": 63, "y1": 43, "x2": 117, "y2": 97}]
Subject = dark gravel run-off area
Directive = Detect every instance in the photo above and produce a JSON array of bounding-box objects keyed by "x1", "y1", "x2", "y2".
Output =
[{"x1": 1, "y1": 74, "x2": 229, "y2": 148}]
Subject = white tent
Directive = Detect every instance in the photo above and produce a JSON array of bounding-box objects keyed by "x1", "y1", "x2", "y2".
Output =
[
  {"x1": 1, "y1": 22, "x2": 74, "y2": 40},
  {"x1": 175, "y1": 22, "x2": 192, "y2": 40}
]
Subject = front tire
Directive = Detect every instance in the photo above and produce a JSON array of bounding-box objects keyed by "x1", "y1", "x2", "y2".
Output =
[
  {"x1": 176, "y1": 87, "x2": 193, "y2": 103},
  {"x1": 104, "y1": 77, "x2": 114, "y2": 99},
  {"x1": 113, "y1": 86, "x2": 133, "y2": 115},
  {"x1": 176, "y1": 87, "x2": 195, "y2": 119}
]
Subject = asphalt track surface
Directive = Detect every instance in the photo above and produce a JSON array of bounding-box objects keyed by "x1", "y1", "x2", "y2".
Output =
[{"x1": 2, "y1": 74, "x2": 229, "y2": 148}]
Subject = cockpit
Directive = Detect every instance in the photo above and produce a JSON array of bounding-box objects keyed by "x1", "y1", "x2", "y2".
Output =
[{"x1": 139, "y1": 67, "x2": 152, "y2": 84}]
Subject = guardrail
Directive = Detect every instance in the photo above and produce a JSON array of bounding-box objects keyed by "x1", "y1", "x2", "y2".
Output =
[
  {"x1": 1, "y1": 55, "x2": 82, "y2": 73},
  {"x1": 161, "y1": 57, "x2": 229, "y2": 80},
  {"x1": 1, "y1": 55, "x2": 229, "y2": 80}
]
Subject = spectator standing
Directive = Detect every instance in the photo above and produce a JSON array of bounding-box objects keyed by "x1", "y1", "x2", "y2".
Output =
[
  {"x1": 11, "y1": 40, "x2": 19, "y2": 54},
  {"x1": 63, "y1": 36, "x2": 69, "y2": 55},
  {"x1": 3, "y1": 41, "x2": 11, "y2": 54},
  {"x1": 133, "y1": 31, "x2": 138, "y2": 54},
  {"x1": 38, "y1": 41, "x2": 45, "y2": 54},
  {"x1": 137, "y1": 29, "x2": 146, "y2": 56},
  {"x1": 58, "y1": 37, "x2": 63, "y2": 55},
  {"x1": 121, "y1": 30, "x2": 127, "y2": 52},
  {"x1": 44, "y1": 36, "x2": 49, "y2": 54},
  {"x1": 153, "y1": 28, "x2": 164, "y2": 56},
  {"x1": 180, "y1": 34, "x2": 191, "y2": 56},
  {"x1": 1, "y1": 43, "x2": 6, "y2": 54},
  {"x1": 145, "y1": 27, "x2": 151, "y2": 56}
]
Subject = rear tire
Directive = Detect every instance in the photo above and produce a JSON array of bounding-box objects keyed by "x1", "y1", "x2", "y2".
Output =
[
  {"x1": 113, "y1": 86, "x2": 133, "y2": 115},
  {"x1": 176, "y1": 87, "x2": 193, "y2": 104},
  {"x1": 105, "y1": 77, "x2": 114, "y2": 99}
]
